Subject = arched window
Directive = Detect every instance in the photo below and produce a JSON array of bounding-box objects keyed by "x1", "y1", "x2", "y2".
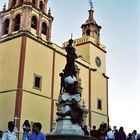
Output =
[
  {"x1": 41, "y1": 22, "x2": 47, "y2": 35},
  {"x1": 4, "y1": 19, "x2": 10, "y2": 34},
  {"x1": 14, "y1": 14, "x2": 21, "y2": 31},
  {"x1": 39, "y1": 1, "x2": 43, "y2": 11},
  {"x1": 31, "y1": 16, "x2": 37, "y2": 29},
  {"x1": 32, "y1": 0, "x2": 36, "y2": 6},
  {"x1": 86, "y1": 29, "x2": 90, "y2": 36},
  {"x1": 12, "y1": 0, "x2": 16, "y2": 7}
]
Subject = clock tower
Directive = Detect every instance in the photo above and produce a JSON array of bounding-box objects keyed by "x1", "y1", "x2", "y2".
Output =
[{"x1": 67, "y1": 7, "x2": 109, "y2": 128}]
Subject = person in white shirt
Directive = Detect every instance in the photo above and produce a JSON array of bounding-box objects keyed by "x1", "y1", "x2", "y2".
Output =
[
  {"x1": 2, "y1": 121, "x2": 17, "y2": 140},
  {"x1": 106, "y1": 128, "x2": 115, "y2": 140},
  {"x1": 132, "y1": 130, "x2": 138, "y2": 140}
]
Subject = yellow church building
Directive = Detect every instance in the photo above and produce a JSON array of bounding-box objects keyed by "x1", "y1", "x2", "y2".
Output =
[{"x1": 0, "y1": 0, "x2": 109, "y2": 134}]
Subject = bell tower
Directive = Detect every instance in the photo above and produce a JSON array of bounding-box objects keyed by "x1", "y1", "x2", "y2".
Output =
[
  {"x1": 0, "y1": 0, "x2": 53, "y2": 41},
  {"x1": 8, "y1": 0, "x2": 48, "y2": 12},
  {"x1": 64, "y1": 0, "x2": 109, "y2": 128},
  {"x1": 0, "y1": 0, "x2": 54, "y2": 133},
  {"x1": 81, "y1": 7, "x2": 101, "y2": 45}
]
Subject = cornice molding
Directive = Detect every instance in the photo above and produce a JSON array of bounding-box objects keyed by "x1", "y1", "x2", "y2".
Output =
[{"x1": 76, "y1": 41, "x2": 107, "y2": 53}]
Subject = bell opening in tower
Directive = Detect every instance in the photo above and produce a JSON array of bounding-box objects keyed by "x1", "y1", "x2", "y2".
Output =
[
  {"x1": 39, "y1": 1, "x2": 44, "y2": 11},
  {"x1": 31, "y1": 16, "x2": 37, "y2": 30},
  {"x1": 4, "y1": 19, "x2": 10, "y2": 35},
  {"x1": 14, "y1": 14, "x2": 21, "y2": 31},
  {"x1": 86, "y1": 29, "x2": 90, "y2": 36},
  {"x1": 41, "y1": 22, "x2": 47, "y2": 35},
  {"x1": 32, "y1": 0, "x2": 36, "y2": 6},
  {"x1": 12, "y1": 0, "x2": 16, "y2": 7}
]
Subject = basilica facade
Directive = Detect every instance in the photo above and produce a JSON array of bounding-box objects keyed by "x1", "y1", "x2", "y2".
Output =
[{"x1": 0, "y1": 0, "x2": 109, "y2": 135}]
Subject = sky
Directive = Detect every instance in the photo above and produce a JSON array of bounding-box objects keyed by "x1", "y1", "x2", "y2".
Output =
[{"x1": 0, "y1": 0, "x2": 140, "y2": 134}]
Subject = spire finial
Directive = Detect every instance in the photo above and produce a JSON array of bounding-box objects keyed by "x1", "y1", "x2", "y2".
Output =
[
  {"x1": 89, "y1": 0, "x2": 93, "y2": 10},
  {"x1": 71, "y1": 33, "x2": 73, "y2": 39},
  {"x1": 3, "y1": 3, "x2": 6, "y2": 11},
  {"x1": 48, "y1": 7, "x2": 51, "y2": 16}
]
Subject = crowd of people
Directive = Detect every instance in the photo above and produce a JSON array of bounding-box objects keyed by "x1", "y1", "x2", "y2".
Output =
[
  {"x1": 82, "y1": 123, "x2": 139, "y2": 140},
  {"x1": 0, "y1": 121, "x2": 139, "y2": 140},
  {"x1": 0, "y1": 120, "x2": 46, "y2": 140}
]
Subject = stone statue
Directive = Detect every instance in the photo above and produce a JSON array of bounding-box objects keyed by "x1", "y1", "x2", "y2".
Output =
[
  {"x1": 53, "y1": 39, "x2": 84, "y2": 135},
  {"x1": 64, "y1": 39, "x2": 77, "y2": 77}
]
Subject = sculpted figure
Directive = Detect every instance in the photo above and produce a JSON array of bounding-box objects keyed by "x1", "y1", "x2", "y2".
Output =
[
  {"x1": 64, "y1": 39, "x2": 77, "y2": 77},
  {"x1": 57, "y1": 39, "x2": 83, "y2": 126}
]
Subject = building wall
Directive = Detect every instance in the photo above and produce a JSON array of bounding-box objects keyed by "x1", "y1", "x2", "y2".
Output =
[
  {"x1": 77, "y1": 64, "x2": 90, "y2": 126},
  {"x1": 21, "y1": 92, "x2": 51, "y2": 133},
  {"x1": 20, "y1": 37, "x2": 54, "y2": 133},
  {"x1": 91, "y1": 113, "x2": 108, "y2": 128},
  {"x1": 74, "y1": 36, "x2": 108, "y2": 128},
  {"x1": 78, "y1": 64, "x2": 89, "y2": 110},
  {"x1": 89, "y1": 43, "x2": 106, "y2": 73},
  {"x1": 0, "y1": 92, "x2": 16, "y2": 131},
  {"x1": 75, "y1": 43, "x2": 90, "y2": 63},
  {"x1": 0, "y1": 35, "x2": 108, "y2": 133},
  {"x1": 91, "y1": 71, "x2": 107, "y2": 116},
  {"x1": 23, "y1": 37, "x2": 53, "y2": 97},
  {"x1": 90, "y1": 41, "x2": 107, "y2": 127},
  {"x1": 0, "y1": 37, "x2": 22, "y2": 131},
  {"x1": 53, "y1": 52, "x2": 66, "y2": 100}
]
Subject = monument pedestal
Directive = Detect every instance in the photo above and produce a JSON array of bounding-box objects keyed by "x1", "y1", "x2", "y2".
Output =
[
  {"x1": 46, "y1": 39, "x2": 91, "y2": 140},
  {"x1": 51, "y1": 116, "x2": 84, "y2": 135}
]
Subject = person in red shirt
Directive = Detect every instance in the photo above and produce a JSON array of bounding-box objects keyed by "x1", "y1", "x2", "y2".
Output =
[{"x1": 90, "y1": 125, "x2": 99, "y2": 137}]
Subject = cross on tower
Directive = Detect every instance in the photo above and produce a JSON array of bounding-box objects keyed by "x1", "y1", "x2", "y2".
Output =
[{"x1": 89, "y1": 0, "x2": 93, "y2": 10}]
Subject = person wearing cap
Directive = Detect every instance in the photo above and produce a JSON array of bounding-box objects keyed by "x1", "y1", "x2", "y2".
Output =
[{"x1": 2, "y1": 121, "x2": 17, "y2": 140}]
